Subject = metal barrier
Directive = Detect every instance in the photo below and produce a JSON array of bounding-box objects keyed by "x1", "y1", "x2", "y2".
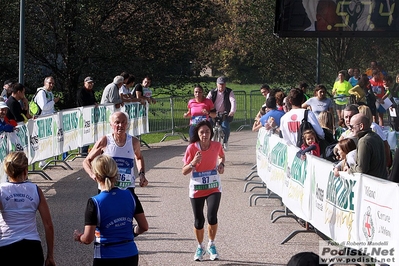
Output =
[{"x1": 147, "y1": 91, "x2": 264, "y2": 140}]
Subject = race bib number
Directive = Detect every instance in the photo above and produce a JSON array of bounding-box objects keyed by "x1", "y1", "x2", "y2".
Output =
[
  {"x1": 113, "y1": 156, "x2": 134, "y2": 189},
  {"x1": 192, "y1": 170, "x2": 219, "y2": 191}
]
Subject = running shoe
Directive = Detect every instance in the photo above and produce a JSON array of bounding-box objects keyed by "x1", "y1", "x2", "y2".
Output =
[
  {"x1": 194, "y1": 245, "x2": 206, "y2": 261},
  {"x1": 207, "y1": 243, "x2": 219, "y2": 260}
]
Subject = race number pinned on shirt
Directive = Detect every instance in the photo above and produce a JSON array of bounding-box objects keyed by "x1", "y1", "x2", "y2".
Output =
[
  {"x1": 113, "y1": 157, "x2": 134, "y2": 189},
  {"x1": 191, "y1": 170, "x2": 220, "y2": 191}
]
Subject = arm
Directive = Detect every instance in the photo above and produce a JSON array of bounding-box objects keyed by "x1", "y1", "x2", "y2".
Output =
[
  {"x1": 82, "y1": 136, "x2": 107, "y2": 181},
  {"x1": 229, "y1": 91, "x2": 236, "y2": 116},
  {"x1": 350, "y1": 140, "x2": 370, "y2": 174},
  {"x1": 217, "y1": 150, "x2": 225, "y2": 174},
  {"x1": 134, "y1": 212, "x2": 149, "y2": 236},
  {"x1": 182, "y1": 149, "x2": 201, "y2": 175},
  {"x1": 133, "y1": 137, "x2": 148, "y2": 187},
  {"x1": 37, "y1": 188, "x2": 55, "y2": 266}
]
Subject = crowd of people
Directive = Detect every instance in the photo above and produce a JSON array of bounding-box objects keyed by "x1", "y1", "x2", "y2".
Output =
[
  {"x1": 1, "y1": 65, "x2": 399, "y2": 264},
  {"x1": 252, "y1": 61, "x2": 399, "y2": 181}
]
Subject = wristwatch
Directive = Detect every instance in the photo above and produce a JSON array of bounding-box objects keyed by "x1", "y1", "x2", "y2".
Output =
[{"x1": 189, "y1": 163, "x2": 195, "y2": 168}]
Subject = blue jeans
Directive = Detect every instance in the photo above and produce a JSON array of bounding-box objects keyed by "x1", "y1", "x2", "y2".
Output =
[{"x1": 221, "y1": 119, "x2": 230, "y2": 143}]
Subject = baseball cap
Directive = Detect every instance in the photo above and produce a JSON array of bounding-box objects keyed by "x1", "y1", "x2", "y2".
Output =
[
  {"x1": 0, "y1": 101, "x2": 9, "y2": 109},
  {"x1": 216, "y1": 76, "x2": 226, "y2": 84},
  {"x1": 84, "y1": 76, "x2": 94, "y2": 83}
]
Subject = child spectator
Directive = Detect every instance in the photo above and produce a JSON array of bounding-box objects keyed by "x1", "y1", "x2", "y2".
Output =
[
  {"x1": 297, "y1": 129, "x2": 320, "y2": 159},
  {"x1": 333, "y1": 138, "x2": 357, "y2": 177},
  {"x1": 334, "y1": 118, "x2": 347, "y2": 141}
]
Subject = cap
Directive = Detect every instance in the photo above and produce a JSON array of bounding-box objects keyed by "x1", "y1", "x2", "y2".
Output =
[
  {"x1": 84, "y1": 76, "x2": 94, "y2": 83},
  {"x1": 216, "y1": 76, "x2": 226, "y2": 84},
  {"x1": 0, "y1": 101, "x2": 9, "y2": 109}
]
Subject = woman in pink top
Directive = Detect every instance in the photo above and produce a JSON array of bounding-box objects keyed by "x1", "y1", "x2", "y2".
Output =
[
  {"x1": 182, "y1": 120, "x2": 225, "y2": 261},
  {"x1": 184, "y1": 85, "x2": 215, "y2": 140}
]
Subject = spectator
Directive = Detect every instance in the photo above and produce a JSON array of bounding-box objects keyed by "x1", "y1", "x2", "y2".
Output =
[
  {"x1": 317, "y1": 111, "x2": 336, "y2": 145},
  {"x1": 206, "y1": 76, "x2": 236, "y2": 150},
  {"x1": 348, "y1": 114, "x2": 387, "y2": 179},
  {"x1": 332, "y1": 70, "x2": 352, "y2": 121},
  {"x1": 301, "y1": 84, "x2": 333, "y2": 118},
  {"x1": 388, "y1": 73, "x2": 399, "y2": 131},
  {"x1": 76, "y1": 76, "x2": 98, "y2": 155},
  {"x1": 100, "y1": 75, "x2": 124, "y2": 109},
  {"x1": 35, "y1": 76, "x2": 60, "y2": 168},
  {"x1": 0, "y1": 100, "x2": 16, "y2": 132},
  {"x1": 6, "y1": 83, "x2": 29, "y2": 123},
  {"x1": 119, "y1": 74, "x2": 146, "y2": 105},
  {"x1": 0, "y1": 80, "x2": 13, "y2": 101},
  {"x1": 253, "y1": 96, "x2": 284, "y2": 132},
  {"x1": 35, "y1": 76, "x2": 60, "y2": 116},
  {"x1": 260, "y1": 84, "x2": 270, "y2": 99},
  {"x1": 182, "y1": 120, "x2": 225, "y2": 261},
  {"x1": 74, "y1": 154, "x2": 148, "y2": 265},
  {"x1": 348, "y1": 74, "x2": 368, "y2": 105},
  {"x1": 348, "y1": 68, "x2": 361, "y2": 87},
  {"x1": 298, "y1": 81, "x2": 310, "y2": 100},
  {"x1": 370, "y1": 69, "x2": 388, "y2": 127},
  {"x1": 334, "y1": 118, "x2": 347, "y2": 141},
  {"x1": 274, "y1": 90, "x2": 286, "y2": 111},
  {"x1": 338, "y1": 104, "x2": 359, "y2": 141},
  {"x1": 358, "y1": 104, "x2": 392, "y2": 168},
  {"x1": 333, "y1": 138, "x2": 357, "y2": 177},
  {"x1": 0, "y1": 151, "x2": 55, "y2": 266},
  {"x1": 131, "y1": 75, "x2": 156, "y2": 104},
  {"x1": 76, "y1": 76, "x2": 97, "y2": 107},
  {"x1": 287, "y1": 251, "x2": 324, "y2": 266},
  {"x1": 280, "y1": 88, "x2": 324, "y2": 146},
  {"x1": 297, "y1": 129, "x2": 321, "y2": 159},
  {"x1": 365, "y1": 60, "x2": 381, "y2": 79},
  {"x1": 83, "y1": 111, "x2": 149, "y2": 237},
  {"x1": 184, "y1": 85, "x2": 215, "y2": 140},
  {"x1": 347, "y1": 68, "x2": 354, "y2": 79}
]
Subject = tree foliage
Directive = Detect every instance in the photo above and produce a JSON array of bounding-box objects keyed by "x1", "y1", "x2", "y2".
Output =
[{"x1": 1, "y1": 0, "x2": 399, "y2": 106}]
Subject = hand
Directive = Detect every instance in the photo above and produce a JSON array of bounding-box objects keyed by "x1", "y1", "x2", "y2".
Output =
[
  {"x1": 45, "y1": 257, "x2": 56, "y2": 266},
  {"x1": 54, "y1": 97, "x2": 60, "y2": 103},
  {"x1": 217, "y1": 163, "x2": 224, "y2": 174},
  {"x1": 73, "y1": 229, "x2": 82, "y2": 242},
  {"x1": 192, "y1": 151, "x2": 202, "y2": 165},
  {"x1": 139, "y1": 174, "x2": 148, "y2": 187}
]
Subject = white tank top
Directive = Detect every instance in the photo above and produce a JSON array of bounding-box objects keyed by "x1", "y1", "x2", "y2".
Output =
[
  {"x1": 0, "y1": 181, "x2": 41, "y2": 247},
  {"x1": 104, "y1": 134, "x2": 136, "y2": 189}
]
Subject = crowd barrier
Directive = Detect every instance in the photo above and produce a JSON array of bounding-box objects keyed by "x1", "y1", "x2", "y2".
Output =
[
  {"x1": 148, "y1": 91, "x2": 253, "y2": 140},
  {"x1": 0, "y1": 102, "x2": 149, "y2": 183},
  {"x1": 256, "y1": 128, "x2": 398, "y2": 265}
]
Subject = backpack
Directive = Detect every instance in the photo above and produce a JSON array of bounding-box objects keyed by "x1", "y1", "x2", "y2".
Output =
[
  {"x1": 29, "y1": 89, "x2": 44, "y2": 116},
  {"x1": 296, "y1": 110, "x2": 314, "y2": 148}
]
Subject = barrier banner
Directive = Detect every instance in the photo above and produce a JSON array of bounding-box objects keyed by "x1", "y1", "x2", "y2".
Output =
[
  {"x1": 256, "y1": 128, "x2": 399, "y2": 265},
  {"x1": 309, "y1": 166, "x2": 361, "y2": 244},
  {"x1": 0, "y1": 134, "x2": 8, "y2": 183},
  {"x1": 27, "y1": 115, "x2": 56, "y2": 164},
  {"x1": 55, "y1": 109, "x2": 81, "y2": 154},
  {"x1": 123, "y1": 102, "x2": 149, "y2": 136}
]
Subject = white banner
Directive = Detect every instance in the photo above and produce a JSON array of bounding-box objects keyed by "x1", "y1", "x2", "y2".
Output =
[{"x1": 256, "y1": 128, "x2": 399, "y2": 265}]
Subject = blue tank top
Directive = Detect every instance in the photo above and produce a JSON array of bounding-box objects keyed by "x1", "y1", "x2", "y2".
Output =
[{"x1": 92, "y1": 188, "x2": 138, "y2": 258}]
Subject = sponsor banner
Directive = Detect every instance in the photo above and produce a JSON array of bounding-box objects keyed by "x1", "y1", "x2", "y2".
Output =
[
  {"x1": 256, "y1": 128, "x2": 399, "y2": 265},
  {"x1": 0, "y1": 133, "x2": 8, "y2": 183},
  {"x1": 0, "y1": 104, "x2": 149, "y2": 167},
  {"x1": 27, "y1": 115, "x2": 56, "y2": 164}
]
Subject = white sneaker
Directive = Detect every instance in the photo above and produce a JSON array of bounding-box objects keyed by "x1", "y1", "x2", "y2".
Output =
[
  {"x1": 207, "y1": 243, "x2": 219, "y2": 260},
  {"x1": 223, "y1": 143, "x2": 229, "y2": 151},
  {"x1": 194, "y1": 245, "x2": 206, "y2": 261}
]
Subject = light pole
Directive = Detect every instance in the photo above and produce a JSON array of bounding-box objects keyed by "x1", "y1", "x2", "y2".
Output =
[{"x1": 19, "y1": 0, "x2": 25, "y2": 84}]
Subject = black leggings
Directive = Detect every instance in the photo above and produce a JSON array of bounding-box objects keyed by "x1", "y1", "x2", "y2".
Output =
[
  {"x1": 190, "y1": 192, "x2": 221, "y2": 229},
  {"x1": 0, "y1": 239, "x2": 44, "y2": 265},
  {"x1": 93, "y1": 254, "x2": 138, "y2": 266}
]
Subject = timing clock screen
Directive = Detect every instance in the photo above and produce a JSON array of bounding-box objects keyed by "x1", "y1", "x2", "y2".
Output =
[{"x1": 274, "y1": 0, "x2": 399, "y2": 37}]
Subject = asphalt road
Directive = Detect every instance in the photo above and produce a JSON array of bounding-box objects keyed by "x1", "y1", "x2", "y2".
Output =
[{"x1": 30, "y1": 129, "x2": 321, "y2": 266}]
